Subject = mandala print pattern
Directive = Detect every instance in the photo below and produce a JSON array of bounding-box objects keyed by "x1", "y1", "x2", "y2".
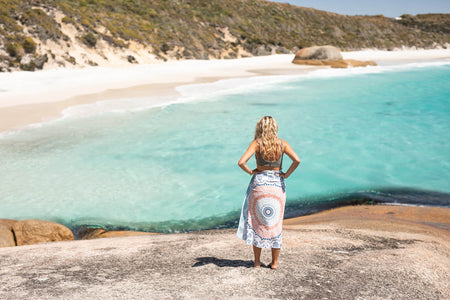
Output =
[{"x1": 237, "y1": 171, "x2": 286, "y2": 249}]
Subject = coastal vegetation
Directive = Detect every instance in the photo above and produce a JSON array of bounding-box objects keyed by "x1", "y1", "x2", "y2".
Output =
[{"x1": 0, "y1": 0, "x2": 449, "y2": 71}]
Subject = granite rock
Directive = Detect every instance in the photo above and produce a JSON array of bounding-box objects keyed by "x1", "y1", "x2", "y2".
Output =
[
  {"x1": 0, "y1": 219, "x2": 18, "y2": 247},
  {"x1": 0, "y1": 224, "x2": 15, "y2": 247},
  {"x1": 12, "y1": 220, "x2": 74, "y2": 246},
  {"x1": 81, "y1": 228, "x2": 156, "y2": 240},
  {"x1": 294, "y1": 45, "x2": 343, "y2": 60},
  {"x1": 0, "y1": 206, "x2": 448, "y2": 299},
  {"x1": 292, "y1": 46, "x2": 377, "y2": 68}
]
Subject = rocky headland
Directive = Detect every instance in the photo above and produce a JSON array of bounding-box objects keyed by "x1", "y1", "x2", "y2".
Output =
[
  {"x1": 0, "y1": 205, "x2": 449, "y2": 299},
  {"x1": 0, "y1": 0, "x2": 449, "y2": 71}
]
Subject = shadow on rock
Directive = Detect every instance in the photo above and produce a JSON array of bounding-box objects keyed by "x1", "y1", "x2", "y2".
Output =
[{"x1": 192, "y1": 257, "x2": 253, "y2": 268}]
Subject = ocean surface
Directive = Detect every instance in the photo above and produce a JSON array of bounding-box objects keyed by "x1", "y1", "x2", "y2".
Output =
[{"x1": 1, "y1": 60, "x2": 449, "y2": 233}]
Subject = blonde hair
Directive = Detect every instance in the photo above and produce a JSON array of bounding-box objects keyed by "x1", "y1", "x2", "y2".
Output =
[{"x1": 254, "y1": 116, "x2": 280, "y2": 161}]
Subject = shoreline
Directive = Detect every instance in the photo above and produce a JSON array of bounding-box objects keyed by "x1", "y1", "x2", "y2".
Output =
[
  {"x1": 71, "y1": 199, "x2": 450, "y2": 239},
  {"x1": 1, "y1": 49, "x2": 449, "y2": 134},
  {"x1": 2, "y1": 194, "x2": 449, "y2": 243},
  {"x1": 2, "y1": 202, "x2": 449, "y2": 245}
]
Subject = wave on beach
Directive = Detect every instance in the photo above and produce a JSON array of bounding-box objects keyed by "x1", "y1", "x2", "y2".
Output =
[
  {"x1": 1, "y1": 56, "x2": 449, "y2": 136},
  {"x1": 65, "y1": 59, "x2": 450, "y2": 118}
]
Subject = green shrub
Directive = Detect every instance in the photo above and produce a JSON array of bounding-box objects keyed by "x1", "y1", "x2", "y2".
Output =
[
  {"x1": 62, "y1": 16, "x2": 76, "y2": 24},
  {"x1": 20, "y1": 61, "x2": 36, "y2": 71},
  {"x1": 6, "y1": 43, "x2": 21, "y2": 57},
  {"x1": 19, "y1": 8, "x2": 65, "y2": 41},
  {"x1": 113, "y1": 38, "x2": 126, "y2": 48},
  {"x1": 80, "y1": 17, "x2": 93, "y2": 28},
  {"x1": 22, "y1": 37, "x2": 36, "y2": 53},
  {"x1": 81, "y1": 32, "x2": 97, "y2": 47}
]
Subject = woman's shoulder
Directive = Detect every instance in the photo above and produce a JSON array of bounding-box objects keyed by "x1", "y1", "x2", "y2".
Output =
[{"x1": 280, "y1": 139, "x2": 290, "y2": 149}]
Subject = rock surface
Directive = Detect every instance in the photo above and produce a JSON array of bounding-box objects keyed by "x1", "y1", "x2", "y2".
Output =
[
  {"x1": 292, "y1": 46, "x2": 377, "y2": 68},
  {"x1": 294, "y1": 45, "x2": 343, "y2": 60},
  {"x1": 0, "y1": 227, "x2": 15, "y2": 248},
  {"x1": 81, "y1": 228, "x2": 156, "y2": 240},
  {"x1": 0, "y1": 205, "x2": 448, "y2": 299},
  {"x1": 0, "y1": 219, "x2": 18, "y2": 247},
  {"x1": 0, "y1": 219, "x2": 18, "y2": 228},
  {"x1": 12, "y1": 219, "x2": 74, "y2": 246}
]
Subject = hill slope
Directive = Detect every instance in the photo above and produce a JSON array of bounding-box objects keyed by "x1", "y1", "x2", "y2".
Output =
[{"x1": 0, "y1": 0, "x2": 449, "y2": 71}]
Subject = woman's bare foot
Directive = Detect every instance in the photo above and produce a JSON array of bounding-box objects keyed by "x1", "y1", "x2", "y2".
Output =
[
  {"x1": 253, "y1": 245, "x2": 262, "y2": 268},
  {"x1": 269, "y1": 263, "x2": 278, "y2": 270}
]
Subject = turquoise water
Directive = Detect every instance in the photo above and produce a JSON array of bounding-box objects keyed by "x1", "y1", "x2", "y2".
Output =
[{"x1": 1, "y1": 63, "x2": 449, "y2": 232}]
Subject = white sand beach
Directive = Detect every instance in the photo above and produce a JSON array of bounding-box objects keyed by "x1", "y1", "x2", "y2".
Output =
[{"x1": 0, "y1": 49, "x2": 449, "y2": 133}]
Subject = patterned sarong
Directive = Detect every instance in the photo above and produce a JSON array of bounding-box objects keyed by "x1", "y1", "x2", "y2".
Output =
[{"x1": 237, "y1": 170, "x2": 286, "y2": 249}]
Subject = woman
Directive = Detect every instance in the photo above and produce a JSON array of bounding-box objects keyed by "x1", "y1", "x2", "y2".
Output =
[{"x1": 237, "y1": 116, "x2": 300, "y2": 269}]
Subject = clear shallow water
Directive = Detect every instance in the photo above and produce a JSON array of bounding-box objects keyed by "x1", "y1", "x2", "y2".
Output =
[{"x1": 1, "y1": 63, "x2": 449, "y2": 232}]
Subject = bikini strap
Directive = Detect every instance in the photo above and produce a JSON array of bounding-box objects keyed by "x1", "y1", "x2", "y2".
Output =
[
  {"x1": 257, "y1": 140, "x2": 262, "y2": 156},
  {"x1": 280, "y1": 139, "x2": 283, "y2": 170}
]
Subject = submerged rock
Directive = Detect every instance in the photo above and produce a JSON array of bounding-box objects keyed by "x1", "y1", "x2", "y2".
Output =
[{"x1": 12, "y1": 220, "x2": 74, "y2": 246}]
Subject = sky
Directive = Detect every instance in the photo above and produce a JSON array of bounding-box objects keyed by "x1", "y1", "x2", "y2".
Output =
[{"x1": 269, "y1": 0, "x2": 450, "y2": 18}]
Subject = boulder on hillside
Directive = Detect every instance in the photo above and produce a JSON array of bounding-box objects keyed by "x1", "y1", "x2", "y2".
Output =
[
  {"x1": 12, "y1": 220, "x2": 74, "y2": 246},
  {"x1": 292, "y1": 45, "x2": 377, "y2": 68}
]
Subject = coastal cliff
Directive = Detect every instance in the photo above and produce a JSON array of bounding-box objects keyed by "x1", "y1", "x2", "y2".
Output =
[{"x1": 0, "y1": 0, "x2": 449, "y2": 71}]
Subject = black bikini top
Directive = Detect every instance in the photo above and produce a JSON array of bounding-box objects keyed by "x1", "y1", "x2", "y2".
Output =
[{"x1": 256, "y1": 139, "x2": 283, "y2": 168}]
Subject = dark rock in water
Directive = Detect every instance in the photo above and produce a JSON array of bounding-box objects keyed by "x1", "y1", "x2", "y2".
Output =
[{"x1": 12, "y1": 219, "x2": 74, "y2": 246}]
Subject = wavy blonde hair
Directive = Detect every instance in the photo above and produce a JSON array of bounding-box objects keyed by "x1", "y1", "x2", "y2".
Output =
[{"x1": 254, "y1": 116, "x2": 280, "y2": 161}]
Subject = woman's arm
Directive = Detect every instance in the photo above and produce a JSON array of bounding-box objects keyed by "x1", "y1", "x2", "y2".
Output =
[
  {"x1": 238, "y1": 140, "x2": 258, "y2": 175},
  {"x1": 281, "y1": 140, "x2": 300, "y2": 179}
]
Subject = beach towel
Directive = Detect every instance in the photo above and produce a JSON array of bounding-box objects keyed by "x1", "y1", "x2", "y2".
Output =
[{"x1": 237, "y1": 170, "x2": 286, "y2": 249}]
